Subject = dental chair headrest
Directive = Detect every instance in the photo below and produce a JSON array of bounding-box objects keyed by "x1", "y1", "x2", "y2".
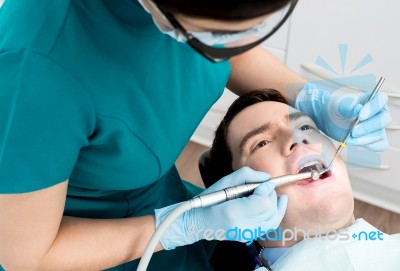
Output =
[
  {"x1": 199, "y1": 150, "x2": 219, "y2": 187},
  {"x1": 198, "y1": 149, "x2": 222, "y2": 188}
]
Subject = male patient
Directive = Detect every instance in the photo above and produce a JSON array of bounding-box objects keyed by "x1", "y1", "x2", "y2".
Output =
[{"x1": 204, "y1": 89, "x2": 400, "y2": 271}]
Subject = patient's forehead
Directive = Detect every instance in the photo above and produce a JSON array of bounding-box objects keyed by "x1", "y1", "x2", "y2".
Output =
[{"x1": 229, "y1": 101, "x2": 298, "y2": 132}]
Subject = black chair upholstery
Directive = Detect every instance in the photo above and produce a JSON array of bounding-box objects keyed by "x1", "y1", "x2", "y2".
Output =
[{"x1": 198, "y1": 149, "x2": 215, "y2": 188}]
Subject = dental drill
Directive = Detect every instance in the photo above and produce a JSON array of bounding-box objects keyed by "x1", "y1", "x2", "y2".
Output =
[
  {"x1": 190, "y1": 169, "x2": 321, "y2": 209},
  {"x1": 137, "y1": 168, "x2": 324, "y2": 271}
]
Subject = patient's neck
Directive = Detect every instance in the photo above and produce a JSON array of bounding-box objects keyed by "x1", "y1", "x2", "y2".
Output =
[{"x1": 261, "y1": 215, "x2": 356, "y2": 248}]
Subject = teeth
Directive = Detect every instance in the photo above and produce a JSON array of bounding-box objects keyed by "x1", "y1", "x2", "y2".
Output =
[
  {"x1": 315, "y1": 164, "x2": 325, "y2": 172},
  {"x1": 298, "y1": 160, "x2": 322, "y2": 172}
]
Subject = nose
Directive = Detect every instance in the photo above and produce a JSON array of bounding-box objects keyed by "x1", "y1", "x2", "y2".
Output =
[{"x1": 282, "y1": 130, "x2": 310, "y2": 156}]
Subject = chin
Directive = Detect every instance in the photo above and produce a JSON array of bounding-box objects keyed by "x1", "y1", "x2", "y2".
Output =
[
  {"x1": 324, "y1": 195, "x2": 354, "y2": 229},
  {"x1": 315, "y1": 198, "x2": 354, "y2": 231},
  {"x1": 281, "y1": 193, "x2": 354, "y2": 234}
]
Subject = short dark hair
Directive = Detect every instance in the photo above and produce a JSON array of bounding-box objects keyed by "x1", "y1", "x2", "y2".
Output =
[
  {"x1": 205, "y1": 89, "x2": 288, "y2": 185},
  {"x1": 152, "y1": 0, "x2": 292, "y2": 21}
]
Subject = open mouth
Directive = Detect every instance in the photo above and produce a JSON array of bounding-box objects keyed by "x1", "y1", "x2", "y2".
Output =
[{"x1": 296, "y1": 160, "x2": 332, "y2": 184}]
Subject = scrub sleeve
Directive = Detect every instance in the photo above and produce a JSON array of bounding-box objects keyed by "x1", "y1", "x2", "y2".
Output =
[{"x1": 0, "y1": 0, "x2": 231, "y2": 270}]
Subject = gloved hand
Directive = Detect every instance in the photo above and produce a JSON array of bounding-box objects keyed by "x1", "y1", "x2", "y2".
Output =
[
  {"x1": 295, "y1": 83, "x2": 392, "y2": 151},
  {"x1": 154, "y1": 167, "x2": 288, "y2": 250}
]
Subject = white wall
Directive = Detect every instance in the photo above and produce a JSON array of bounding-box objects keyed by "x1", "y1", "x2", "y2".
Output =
[{"x1": 286, "y1": 0, "x2": 400, "y2": 93}]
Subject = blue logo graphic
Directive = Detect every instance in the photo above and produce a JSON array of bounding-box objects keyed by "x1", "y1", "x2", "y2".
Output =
[{"x1": 352, "y1": 230, "x2": 384, "y2": 241}]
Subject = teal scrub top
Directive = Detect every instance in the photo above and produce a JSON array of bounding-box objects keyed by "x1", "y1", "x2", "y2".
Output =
[{"x1": 0, "y1": 0, "x2": 231, "y2": 270}]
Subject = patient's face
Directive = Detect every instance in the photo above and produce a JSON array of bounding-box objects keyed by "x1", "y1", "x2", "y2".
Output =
[{"x1": 227, "y1": 101, "x2": 354, "y2": 237}]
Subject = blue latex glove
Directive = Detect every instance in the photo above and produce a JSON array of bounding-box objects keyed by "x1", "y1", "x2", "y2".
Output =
[
  {"x1": 295, "y1": 83, "x2": 392, "y2": 151},
  {"x1": 154, "y1": 167, "x2": 288, "y2": 250}
]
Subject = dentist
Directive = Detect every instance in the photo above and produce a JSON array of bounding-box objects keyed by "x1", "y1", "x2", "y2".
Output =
[{"x1": 0, "y1": 0, "x2": 390, "y2": 270}]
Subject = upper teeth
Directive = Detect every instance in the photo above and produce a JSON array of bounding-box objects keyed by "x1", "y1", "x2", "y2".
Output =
[{"x1": 298, "y1": 160, "x2": 322, "y2": 172}]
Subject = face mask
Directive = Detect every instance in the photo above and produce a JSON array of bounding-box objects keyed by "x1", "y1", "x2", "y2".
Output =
[
  {"x1": 188, "y1": 24, "x2": 266, "y2": 46},
  {"x1": 138, "y1": 0, "x2": 266, "y2": 46}
]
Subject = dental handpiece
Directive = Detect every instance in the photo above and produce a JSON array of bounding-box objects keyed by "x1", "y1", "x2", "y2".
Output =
[
  {"x1": 323, "y1": 77, "x2": 385, "y2": 173},
  {"x1": 138, "y1": 171, "x2": 322, "y2": 271},
  {"x1": 190, "y1": 170, "x2": 321, "y2": 209}
]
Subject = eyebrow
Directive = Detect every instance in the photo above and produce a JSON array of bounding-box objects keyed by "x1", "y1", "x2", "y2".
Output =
[
  {"x1": 288, "y1": 111, "x2": 310, "y2": 122},
  {"x1": 238, "y1": 111, "x2": 311, "y2": 154}
]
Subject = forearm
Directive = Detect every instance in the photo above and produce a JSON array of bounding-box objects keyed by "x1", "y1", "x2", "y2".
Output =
[
  {"x1": 36, "y1": 215, "x2": 162, "y2": 271},
  {"x1": 227, "y1": 46, "x2": 306, "y2": 106}
]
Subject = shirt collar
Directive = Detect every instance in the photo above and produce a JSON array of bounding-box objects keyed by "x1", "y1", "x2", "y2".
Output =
[{"x1": 260, "y1": 247, "x2": 289, "y2": 266}]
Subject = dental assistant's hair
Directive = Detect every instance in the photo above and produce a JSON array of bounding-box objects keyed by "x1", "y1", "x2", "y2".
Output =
[
  {"x1": 205, "y1": 89, "x2": 288, "y2": 185},
  {"x1": 152, "y1": 0, "x2": 292, "y2": 21}
]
